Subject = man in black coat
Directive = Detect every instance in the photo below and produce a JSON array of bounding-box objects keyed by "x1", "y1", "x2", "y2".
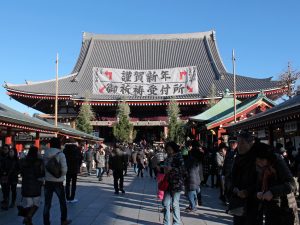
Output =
[
  {"x1": 109, "y1": 145, "x2": 127, "y2": 194},
  {"x1": 223, "y1": 137, "x2": 238, "y2": 205},
  {"x1": 84, "y1": 146, "x2": 94, "y2": 175},
  {"x1": 63, "y1": 139, "x2": 80, "y2": 203},
  {"x1": 230, "y1": 131, "x2": 260, "y2": 225}
]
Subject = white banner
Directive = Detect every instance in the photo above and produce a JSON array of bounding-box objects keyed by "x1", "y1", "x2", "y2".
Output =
[{"x1": 92, "y1": 66, "x2": 198, "y2": 97}]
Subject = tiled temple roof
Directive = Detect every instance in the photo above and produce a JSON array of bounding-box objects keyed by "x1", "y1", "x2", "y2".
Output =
[
  {"x1": 5, "y1": 31, "x2": 282, "y2": 101},
  {"x1": 0, "y1": 102, "x2": 103, "y2": 141},
  {"x1": 226, "y1": 92, "x2": 300, "y2": 130}
]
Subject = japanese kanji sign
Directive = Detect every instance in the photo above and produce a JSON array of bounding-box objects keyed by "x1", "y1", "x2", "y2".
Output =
[{"x1": 92, "y1": 66, "x2": 198, "y2": 97}]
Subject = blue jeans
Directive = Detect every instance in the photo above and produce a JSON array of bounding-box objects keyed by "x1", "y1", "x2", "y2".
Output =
[
  {"x1": 43, "y1": 181, "x2": 67, "y2": 225},
  {"x1": 187, "y1": 190, "x2": 197, "y2": 209},
  {"x1": 96, "y1": 167, "x2": 105, "y2": 178},
  {"x1": 133, "y1": 163, "x2": 137, "y2": 173},
  {"x1": 162, "y1": 191, "x2": 181, "y2": 225}
]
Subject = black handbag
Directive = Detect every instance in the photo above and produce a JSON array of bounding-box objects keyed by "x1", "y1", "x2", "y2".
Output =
[{"x1": 228, "y1": 195, "x2": 247, "y2": 217}]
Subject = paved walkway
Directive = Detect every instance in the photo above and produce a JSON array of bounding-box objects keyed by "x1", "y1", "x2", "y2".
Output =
[{"x1": 0, "y1": 169, "x2": 232, "y2": 225}]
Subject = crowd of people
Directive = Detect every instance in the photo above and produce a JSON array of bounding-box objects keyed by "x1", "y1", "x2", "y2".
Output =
[{"x1": 1, "y1": 133, "x2": 300, "y2": 225}]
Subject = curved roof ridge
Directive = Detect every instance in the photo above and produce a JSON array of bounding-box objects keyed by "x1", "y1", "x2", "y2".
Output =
[
  {"x1": 5, "y1": 73, "x2": 77, "y2": 88},
  {"x1": 226, "y1": 73, "x2": 277, "y2": 81},
  {"x1": 82, "y1": 30, "x2": 214, "y2": 41},
  {"x1": 211, "y1": 31, "x2": 227, "y2": 73}
]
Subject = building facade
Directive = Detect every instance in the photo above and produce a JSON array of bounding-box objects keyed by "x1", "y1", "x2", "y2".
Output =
[{"x1": 4, "y1": 31, "x2": 285, "y2": 142}]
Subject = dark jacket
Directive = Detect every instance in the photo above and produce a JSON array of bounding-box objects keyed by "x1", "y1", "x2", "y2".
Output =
[
  {"x1": 84, "y1": 149, "x2": 94, "y2": 162},
  {"x1": 131, "y1": 151, "x2": 137, "y2": 164},
  {"x1": 210, "y1": 151, "x2": 219, "y2": 175},
  {"x1": 185, "y1": 155, "x2": 200, "y2": 191},
  {"x1": 257, "y1": 154, "x2": 299, "y2": 225},
  {"x1": 105, "y1": 149, "x2": 111, "y2": 167},
  {"x1": 63, "y1": 144, "x2": 80, "y2": 175},
  {"x1": 137, "y1": 151, "x2": 145, "y2": 168},
  {"x1": 20, "y1": 157, "x2": 45, "y2": 197},
  {"x1": 223, "y1": 149, "x2": 237, "y2": 191},
  {"x1": 109, "y1": 148, "x2": 126, "y2": 171},
  {"x1": 167, "y1": 152, "x2": 186, "y2": 193},
  {"x1": 0, "y1": 154, "x2": 19, "y2": 185},
  {"x1": 231, "y1": 142, "x2": 261, "y2": 225},
  {"x1": 202, "y1": 150, "x2": 210, "y2": 175}
]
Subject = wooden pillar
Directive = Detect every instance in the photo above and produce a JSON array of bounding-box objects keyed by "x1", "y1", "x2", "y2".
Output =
[
  {"x1": 218, "y1": 129, "x2": 222, "y2": 145},
  {"x1": 35, "y1": 132, "x2": 40, "y2": 149},
  {"x1": 217, "y1": 127, "x2": 226, "y2": 145}
]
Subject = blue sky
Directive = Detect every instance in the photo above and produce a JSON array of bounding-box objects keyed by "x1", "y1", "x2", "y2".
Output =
[{"x1": 0, "y1": 0, "x2": 299, "y2": 115}]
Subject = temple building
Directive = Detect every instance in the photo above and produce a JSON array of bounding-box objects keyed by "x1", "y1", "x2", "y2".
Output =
[
  {"x1": 189, "y1": 90, "x2": 276, "y2": 146},
  {"x1": 226, "y1": 91, "x2": 300, "y2": 148},
  {"x1": 0, "y1": 102, "x2": 102, "y2": 150},
  {"x1": 4, "y1": 31, "x2": 285, "y2": 142}
]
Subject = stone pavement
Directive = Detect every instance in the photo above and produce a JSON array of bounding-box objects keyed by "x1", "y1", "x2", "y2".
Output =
[{"x1": 0, "y1": 169, "x2": 232, "y2": 225}]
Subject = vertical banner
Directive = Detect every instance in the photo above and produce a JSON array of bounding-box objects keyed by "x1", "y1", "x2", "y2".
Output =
[{"x1": 93, "y1": 66, "x2": 198, "y2": 97}]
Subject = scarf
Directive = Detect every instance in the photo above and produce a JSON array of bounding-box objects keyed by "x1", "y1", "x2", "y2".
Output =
[{"x1": 260, "y1": 164, "x2": 277, "y2": 192}]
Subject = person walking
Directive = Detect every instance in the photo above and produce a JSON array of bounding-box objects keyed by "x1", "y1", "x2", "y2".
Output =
[
  {"x1": 109, "y1": 144, "x2": 126, "y2": 194},
  {"x1": 223, "y1": 137, "x2": 238, "y2": 206},
  {"x1": 0, "y1": 145, "x2": 19, "y2": 210},
  {"x1": 0, "y1": 144, "x2": 10, "y2": 210},
  {"x1": 43, "y1": 137, "x2": 71, "y2": 225},
  {"x1": 19, "y1": 146, "x2": 45, "y2": 225},
  {"x1": 131, "y1": 149, "x2": 138, "y2": 174},
  {"x1": 216, "y1": 143, "x2": 227, "y2": 203},
  {"x1": 185, "y1": 146, "x2": 201, "y2": 212},
  {"x1": 137, "y1": 149, "x2": 145, "y2": 178},
  {"x1": 95, "y1": 146, "x2": 106, "y2": 181},
  {"x1": 63, "y1": 139, "x2": 80, "y2": 203},
  {"x1": 201, "y1": 146, "x2": 210, "y2": 187},
  {"x1": 162, "y1": 142, "x2": 186, "y2": 225},
  {"x1": 84, "y1": 146, "x2": 94, "y2": 176},
  {"x1": 210, "y1": 144, "x2": 219, "y2": 188},
  {"x1": 105, "y1": 147, "x2": 111, "y2": 176},
  {"x1": 229, "y1": 131, "x2": 260, "y2": 225}
]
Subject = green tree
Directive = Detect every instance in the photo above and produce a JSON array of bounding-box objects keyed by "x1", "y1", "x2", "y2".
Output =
[
  {"x1": 76, "y1": 100, "x2": 95, "y2": 134},
  {"x1": 167, "y1": 99, "x2": 185, "y2": 144},
  {"x1": 113, "y1": 101, "x2": 136, "y2": 143}
]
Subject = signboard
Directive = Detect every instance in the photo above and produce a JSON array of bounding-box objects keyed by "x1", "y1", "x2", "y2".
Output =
[
  {"x1": 92, "y1": 66, "x2": 198, "y2": 97},
  {"x1": 284, "y1": 122, "x2": 297, "y2": 133},
  {"x1": 15, "y1": 134, "x2": 33, "y2": 142}
]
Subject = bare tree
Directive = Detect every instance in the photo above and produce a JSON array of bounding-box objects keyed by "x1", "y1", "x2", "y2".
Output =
[
  {"x1": 279, "y1": 62, "x2": 300, "y2": 99},
  {"x1": 207, "y1": 83, "x2": 217, "y2": 107}
]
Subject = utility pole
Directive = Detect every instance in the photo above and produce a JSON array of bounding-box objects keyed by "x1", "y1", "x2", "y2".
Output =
[
  {"x1": 232, "y1": 49, "x2": 237, "y2": 123},
  {"x1": 55, "y1": 53, "x2": 59, "y2": 130},
  {"x1": 288, "y1": 61, "x2": 292, "y2": 98}
]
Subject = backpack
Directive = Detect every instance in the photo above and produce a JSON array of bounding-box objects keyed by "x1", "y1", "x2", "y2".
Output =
[{"x1": 46, "y1": 152, "x2": 62, "y2": 178}]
